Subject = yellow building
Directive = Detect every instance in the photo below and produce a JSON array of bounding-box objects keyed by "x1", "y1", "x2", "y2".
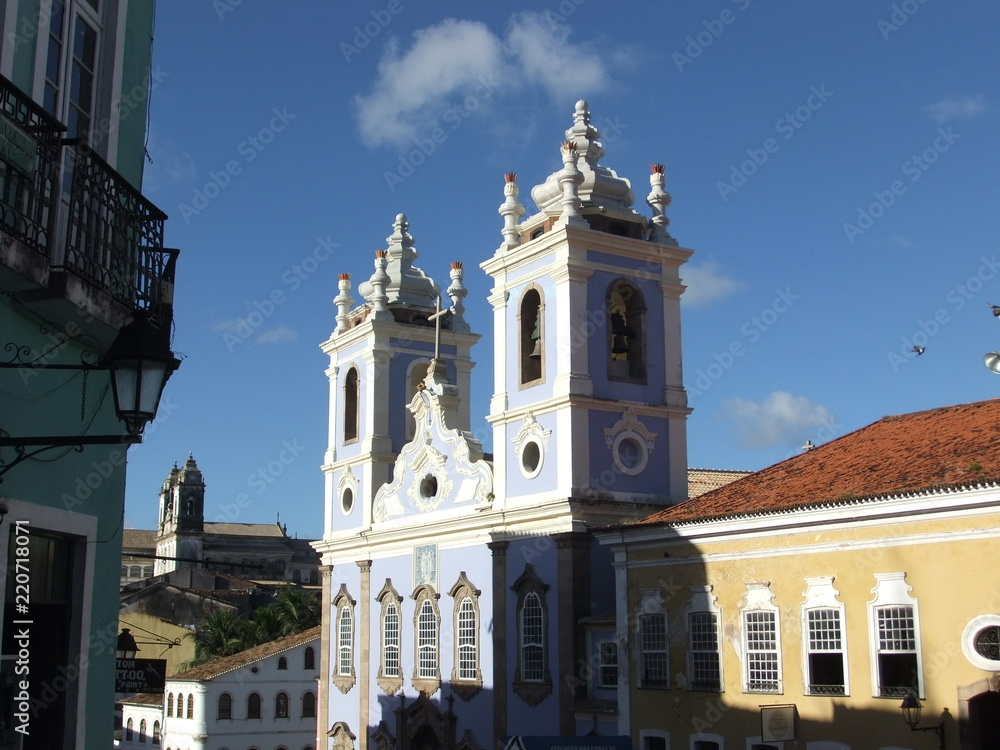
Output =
[{"x1": 599, "y1": 399, "x2": 1000, "y2": 750}]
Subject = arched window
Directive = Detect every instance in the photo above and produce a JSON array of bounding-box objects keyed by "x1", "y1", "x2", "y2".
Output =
[
  {"x1": 304, "y1": 646, "x2": 315, "y2": 670},
  {"x1": 139, "y1": 718, "x2": 147, "y2": 742},
  {"x1": 376, "y1": 580, "x2": 403, "y2": 695},
  {"x1": 607, "y1": 280, "x2": 646, "y2": 381},
  {"x1": 412, "y1": 584, "x2": 441, "y2": 695},
  {"x1": 275, "y1": 691, "x2": 289, "y2": 718},
  {"x1": 331, "y1": 585, "x2": 357, "y2": 693},
  {"x1": 142, "y1": 566, "x2": 153, "y2": 577},
  {"x1": 186, "y1": 694, "x2": 193, "y2": 718},
  {"x1": 302, "y1": 690, "x2": 316, "y2": 718},
  {"x1": 121, "y1": 565, "x2": 128, "y2": 578},
  {"x1": 217, "y1": 692, "x2": 232, "y2": 720},
  {"x1": 344, "y1": 367, "x2": 360, "y2": 443},
  {"x1": 166, "y1": 692, "x2": 173, "y2": 717},
  {"x1": 176, "y1": 693, "x2": 184, "y2": 718},
  {"x1": 130, "y1": 565, "x2": 141, "y2": 578},
  {"x1": 152, "y1": 720, "x2": 160, "y2": 745},
  {"x1": 512, "y1": 563, "x2": 552, "y2": 705},
  {"x1": 518, "y1": 287, "x2": 543, "y2": 385},
  {"x1": 449, "y1": 572, "x2": 483, "y2": 700},
  {"x1": 126, "y1": 718, "x2": 134, "y2": 741},
  {"x1": 247, "y1": 692, "x2": 261, "y2": 719},
  {"x1": 278, "y1": 656, "x2": 288, "y2": 670}
]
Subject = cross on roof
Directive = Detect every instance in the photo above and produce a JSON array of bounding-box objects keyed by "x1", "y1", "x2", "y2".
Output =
[{"x1": 428, "y1": 295, "x2": 449, "y2": 362}]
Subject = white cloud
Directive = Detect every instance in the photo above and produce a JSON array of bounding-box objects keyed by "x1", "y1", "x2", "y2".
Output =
[
  {"x1": 354, "y1": 19, "x2": 505, "y2": 147},
  {"x1": 681, "y1": 261, "x2": 744, "y2": 307},
  {"x1": 506, "y1": 12, "x2": 610, "y2": 98},
  {"x1": 256, "y1": 326, "x2": 298, "y2": 345},
  {"x1": 719, "y1": 391, "x2": 836, "y2": 450},
  {"x1": 354, "y1": 15, "x2": 627, "y2": 148},
  {"x1": 925, "y1": 94, "x2": 987, "y2": 124}
]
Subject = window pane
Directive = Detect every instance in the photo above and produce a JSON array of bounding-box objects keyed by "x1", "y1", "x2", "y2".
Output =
[
  {"x1": 689, "y1": 612, "x2": 721, "y2": 690},
  {"x1": 745, "y1": 610, "x2": 779, "y2": 692},
  {"x1": 640, "y1": 614, "x2": 668, "y2": 687}
]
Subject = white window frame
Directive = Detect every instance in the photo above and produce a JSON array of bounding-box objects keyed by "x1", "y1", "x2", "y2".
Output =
[
  {"x1": 331, "y1": 585, "x2": 357, "y2": 693},
  {"x1": 636, "y1": 588, "x2": 669, "y2": 688},
  {"x1": 868, "y1": 572, "x2": 922, "y2": 698},
  {"x1": 740, "y1": 582, "x2": 782, "y2": 694},
  {"x1": 685, "y1": 585, "x2": 723, "y2": 692},
  {"x1": 638, "y1": 729, "x2": 669, "y2": 750},
  {"x1": 801, "y1": 576, "x2": 849, "y2": 696}
]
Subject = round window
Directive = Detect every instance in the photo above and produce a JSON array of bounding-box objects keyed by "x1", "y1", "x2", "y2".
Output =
[
  {"x1": 419, "y1": 474, "x2": 438, "y2": 499},
  {"x1": 962, "y1": 615, "x2": 1000, "y2": 671},
  {"x1": 612, "y1": 432, "x2": 649, "y2": 475},
  {"x1": 341, "y1": 487, "x2": 354, "y2": 514},
  {"x1": 519, "y1": 438, "x2": 543, "y2": 479}
]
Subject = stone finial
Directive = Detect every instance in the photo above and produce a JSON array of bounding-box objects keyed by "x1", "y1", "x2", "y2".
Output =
[
  {"x1": 556, "y1": 140, "x2": 586, "y2": 227},
  {"x1": 447, "y1": 261, "x2": 470, "y2": 333},
  {"x1": 334, "y1": 273, "x2": 353, "y2": 333},
  {"x1": 498, "y1": 173, "x2": 525, "y2": 250},
  {"x1": 357, "y1": 213, "x2": 439, "y2": 307},
  {"x1": 368, "y1": 250, "x2": 392, "y2": 321},
  {"x1": 647, "y1": 163, "x2": 677, "y2": 245}
]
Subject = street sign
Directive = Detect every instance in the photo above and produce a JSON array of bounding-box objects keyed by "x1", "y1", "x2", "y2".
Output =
[{"x1": 115, "y1": 658, "x2": 166, "y2": 694}]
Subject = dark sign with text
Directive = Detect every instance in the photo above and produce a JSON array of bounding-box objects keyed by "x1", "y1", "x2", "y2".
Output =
[{"x1": 115, "y1": 658, "x2": 166, "y2": 694}]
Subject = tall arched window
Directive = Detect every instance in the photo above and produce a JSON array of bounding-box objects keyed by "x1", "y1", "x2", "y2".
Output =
[
  {"x1": 302, "y1": 690, "x2": 316, "y2": 718},
  {"x1": 275, "y1": 691, "x2": 289, "y2": 718},
  {"x1": 139, "y1": 718, "x2": 147, "y2": 742},
  {"x1": 304, "y1": 646, "x2": 315, "y2": 670},
  {"x1": 332, "y1": 585, "x2": 357, "y2": 693},
  {"x1": 278, "y1": 656, "x2": 288, "y2": 670},
  {"x1": 518, "y1": 287, "x2": 544, "y2": 386},
  {"x1": 247, "y1": 692, "x2": 261, "y2": 719},
  {"x1": 217, "y1": 692, "x2": 232, "y2": 720},
  {"x1": 344, "y1": 367, "x2": 360, "y2": 443},
  {"x1": 152, "y1": 720, "x2": 160, "y2": 745},
  {"x1": 449, "y1": 572, "x2": 483, "y2": 700},
  {"x1": 126, "y1": 718, "x2": 134, "y2": 741},
  {"x1": 187, "y1": 694, "x2": 193, "y2": 718},
  {"x1": 607, "y1": 280, "x2": 646, "y2": 381},
  {"x1": 376, "y1": 580, "x2": 403, "y2": 695},
  {"x1": 512, "y1": 563, "x2": 552, "y2": 705},
  {"x1": 176, "y1": 693, "x2": 184, "y2": 718},
  {"x1": 412, "y1": 584, "x2": 441, "y2": 695},
  {"x1": 166, "y1": 693, "x2": 173, "y2": 717}
]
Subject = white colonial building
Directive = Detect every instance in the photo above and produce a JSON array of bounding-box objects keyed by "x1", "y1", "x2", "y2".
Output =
[
  {"x1": 313, "y1": 101, "x2": 692, "y2": 748},
  {"x1": 119, "y1": 625, "x2": 321, "y2": 750}
]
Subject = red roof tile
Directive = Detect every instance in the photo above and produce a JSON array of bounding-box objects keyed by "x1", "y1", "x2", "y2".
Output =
[
  {"x1": 638, "y1": 399, "x2": 1000, "y2": 526},
  {"x1": 169, "y1": 625, "x2": 321, "y2": 681}
]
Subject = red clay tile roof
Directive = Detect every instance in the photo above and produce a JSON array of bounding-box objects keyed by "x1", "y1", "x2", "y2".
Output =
[
  {"x1": 637, "y1": 399, "x2": 1000, "y2": 526},
  {"x1": 120, "y1": 692, "x2": 164, "y2": 706},
  {"x1": 169, "y1": 625, "x2": 321, "y2": 682}
]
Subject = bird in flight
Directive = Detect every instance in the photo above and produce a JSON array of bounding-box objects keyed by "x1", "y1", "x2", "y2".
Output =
[{"x1": 911, "y1": 346, "x2": 925, "y2": 356}]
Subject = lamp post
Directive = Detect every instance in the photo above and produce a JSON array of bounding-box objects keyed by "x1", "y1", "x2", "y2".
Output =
[
  {"x1": 900, "y1": 692, "x2": 945, "y2": 750},
  {"x1": 116, "y1": 629, "x2": 139, "y2": 660},
  {"x1": 0, "y1": 313, "x2": 180, "y2": 478}
]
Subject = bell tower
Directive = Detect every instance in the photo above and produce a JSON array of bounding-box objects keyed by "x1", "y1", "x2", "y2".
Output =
[
  {"x1": 154, "y1": 455, "x2": 205, "y2": 574},
  {"x1": 481, "y1": 100, "x2": 692, "y2": 520},
  {"x1": 320, "y1": 214, "x2": 481, "y2": 538}
]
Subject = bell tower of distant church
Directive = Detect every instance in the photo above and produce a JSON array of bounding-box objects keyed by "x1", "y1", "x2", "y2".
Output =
[{"x1": 154, "y1": 454, "x2": 205, "y2": 575}]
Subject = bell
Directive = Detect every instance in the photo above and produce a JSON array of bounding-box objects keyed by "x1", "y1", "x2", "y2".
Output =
[
  {"x1": 612, "y1": 335, "x2": 630, "y2": 355},
  {"x1": 528, "y1": 338, "x2": 542, "y2": 358}
]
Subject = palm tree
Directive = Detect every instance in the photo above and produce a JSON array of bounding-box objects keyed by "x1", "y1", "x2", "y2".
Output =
[
  {"x1": 273, "y1": 584, "x2": 320, "y2": 636},
  {"x1": 190, "y1": 608, "x2": 251, "y2": 661},
  {"x1": 246, "y1": 602, "x2": 285, "y2": 646}
]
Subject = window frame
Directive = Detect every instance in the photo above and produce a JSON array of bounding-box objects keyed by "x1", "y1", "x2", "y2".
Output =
[
  {"x1": 411, "y1": 584, "x2": 441, "y2": 696},
  {"x1": 801, "y1": 576, "x2": 849, "y2": 697},
  {"x1": 375, "y1": 580, "x2": 404, "y2": 695},
  {"x1": 741, "y1": 582, "x2": 782, "y2": 694},
  {"x1": 246, "y1": 691, "x2": 262, "y2": 720},
  {"x1": 510, "y1": 563, "x2": 551, "y2": 705},
  {"x1": 274, "y1": 691, "x2": 289, "y2": 719},
  {"x1": 449, "y1": 572, "x2": 483, "y2": 700},
  {"x1": 331, "y1": 584, "x2": 357, "y2": 693},
  {"x1": 343, "y1": 366, "x2": 360, "y2": 444},
  {"x1": 517, "y1": 285, "x2": 545, "y2": 388},
  {"x1": 217, "y1": 692, "x2": 232, "y2": 720},
  {"x1": 868, "y1": 572, "x2": 922, "y2": 698},
  {"x1": 685, "y1": 584, "x2": 723, "y2": 693}
]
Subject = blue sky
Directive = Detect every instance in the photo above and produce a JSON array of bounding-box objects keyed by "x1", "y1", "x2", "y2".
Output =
[{"x1": 126, "y1": 1, "x2": 1000, "y2": 539}]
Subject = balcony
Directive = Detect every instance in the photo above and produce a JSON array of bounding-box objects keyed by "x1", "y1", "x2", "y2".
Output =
[{"x1": 0, "y1": 74, "x2": 176, "y2": 326}]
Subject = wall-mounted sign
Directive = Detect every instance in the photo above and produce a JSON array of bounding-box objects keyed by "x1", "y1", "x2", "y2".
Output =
[
  {"x1": 0, "y1": 117, "x2": 37, "y2": 175},
  {"x1": 760, "y1": 704, "x2": 797, "y2": 742},
  {"x1": 115, "y1": 658, "x2": 166, "y2": 694}
]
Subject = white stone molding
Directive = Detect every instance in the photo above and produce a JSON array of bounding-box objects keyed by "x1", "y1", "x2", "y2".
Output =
[
  {"x1": 603, "y1": 406, "x2": 657, "y2": 476},
  {"x1": 512, "y1": 412, "x2": 551, "y2": 479}
]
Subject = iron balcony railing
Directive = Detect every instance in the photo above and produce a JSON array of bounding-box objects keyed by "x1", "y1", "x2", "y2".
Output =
[{"x1": 0, "y1": 74, "x2": 176, "y2": 319}]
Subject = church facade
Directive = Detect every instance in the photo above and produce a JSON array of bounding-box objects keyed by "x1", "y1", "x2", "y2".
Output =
[{"x1": 313, "y1": 101, "x2": 692, "y2": 749}]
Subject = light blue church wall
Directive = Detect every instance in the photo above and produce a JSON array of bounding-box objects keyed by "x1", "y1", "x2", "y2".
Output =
[
  {"x1": 503, "y1": 410, "x2": 559, "y2": 498},
  {"x1": 587, "y1": 411, "x2": 672, "y2": 497}
]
